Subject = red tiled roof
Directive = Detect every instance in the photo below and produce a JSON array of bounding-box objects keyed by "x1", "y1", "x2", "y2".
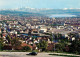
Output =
[{"x1": 21, "y1": 43, "x2": 32, "y2": 48}]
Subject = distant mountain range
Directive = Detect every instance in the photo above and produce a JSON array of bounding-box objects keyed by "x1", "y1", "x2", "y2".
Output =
[
  {"x1": 0, "y1": 10, "x2": 44, "y2": 17},
  {"x1": 0, "y1": 8, "x2": 80, "y2": 17}
]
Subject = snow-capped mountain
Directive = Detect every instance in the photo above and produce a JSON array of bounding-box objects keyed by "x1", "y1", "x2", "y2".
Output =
[{"x1": 0, "y1": 7, "x2": 80, "y2": 17}]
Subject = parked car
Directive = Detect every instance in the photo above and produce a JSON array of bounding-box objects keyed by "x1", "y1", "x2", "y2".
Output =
[{"x1": 29, "y1": 52, "x2": 38, "y2": 55}]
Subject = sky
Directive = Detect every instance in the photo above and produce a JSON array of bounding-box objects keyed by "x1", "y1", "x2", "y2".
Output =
[{"x1": 0, "y1": 0, "x2": 80, "y2": 9}]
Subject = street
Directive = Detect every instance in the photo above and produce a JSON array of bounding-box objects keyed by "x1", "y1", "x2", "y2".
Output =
[{"x1": 0, "y1": 52, "x2": 65, "y2": 57}]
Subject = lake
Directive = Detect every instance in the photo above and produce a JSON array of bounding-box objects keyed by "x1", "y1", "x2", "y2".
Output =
[{"x1": 49, "y1": 14, "x2": 76, "y2": 17}]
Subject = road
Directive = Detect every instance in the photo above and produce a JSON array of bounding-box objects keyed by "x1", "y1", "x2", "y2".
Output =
[{"x1": 0, "y1": 52, "x2": 65, "y2": 57}]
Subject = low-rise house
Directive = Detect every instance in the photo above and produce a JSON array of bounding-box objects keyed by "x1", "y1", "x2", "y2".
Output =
[
  {"x1": 39, "y1": 28, "x2": 47, "y2": 33},
  {"x1": 21, "y1": 43, "x2": 32, "y2": 49}
]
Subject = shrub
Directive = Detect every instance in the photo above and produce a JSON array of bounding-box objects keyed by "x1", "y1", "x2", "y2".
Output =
[{"x1": 23, "y1": 46, "x2": 31, "y2": 51}]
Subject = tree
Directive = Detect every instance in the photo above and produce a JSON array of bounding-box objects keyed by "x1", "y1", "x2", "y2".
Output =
[
  {"x1": 0, "y1": 38, "x2": 4, "y2": 50},
  {"x1": 54, "y1": 33, "x2": 62, "y2": 39},
  {"x1": 37, "y1": 40, "x2": 48, "y2": 51},
  {"x1": 50, "y1": 34, "x2": 54, "y2": 43},
  {"x1": 57, "y1": 33, "x2": 62, "y2": 39},
  {"x1": 69, "y1": 40, "x2": 80, "y2": 54},
  {"x1": 52, "y1": 33, "x2": 63, "y2": 43},
  {"x1": 11, "y1": 38, "x2": 21, "y2": 50},
  {"x1": 32, "y1": 36, "x2": 36, "y2": 44},
  {"x1": 55, "y1": 43, "x2": 65, "y2": 52},
  {"x1": 23, "y1": 46, "x2": 31, "y2": 51},
  {"x1": 68, "y1": 32, "x2": 79, "y2": 40},
  {"x1": 6, "y1": 35, "x2": 11, "y2": 44},
  {"x1": 56, "y1": 38, "x2": 70, "y2": 52}
]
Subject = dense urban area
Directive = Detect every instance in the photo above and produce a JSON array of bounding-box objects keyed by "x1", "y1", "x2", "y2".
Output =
[{"x1": 0, "y1": 14, "x2": 80, "y2": 55}]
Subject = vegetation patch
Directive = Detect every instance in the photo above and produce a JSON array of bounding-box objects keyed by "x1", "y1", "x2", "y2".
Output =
[{"x1": 49, "y1": 54, "x2": 79, "y2": 57}]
